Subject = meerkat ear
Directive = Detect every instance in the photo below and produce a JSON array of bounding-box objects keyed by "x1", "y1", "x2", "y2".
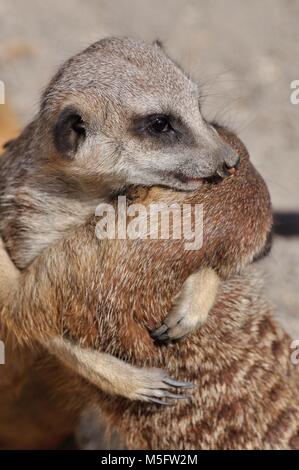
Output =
[
  {"x1": 153, "y1": 39, "x2": 164, "y2": 50},
  {"x1": 53, "y1": 106, "x2": 86, "y2": 157},
  {"x1": 2, "y1": 138, "x2": 16, "y2": 150}
]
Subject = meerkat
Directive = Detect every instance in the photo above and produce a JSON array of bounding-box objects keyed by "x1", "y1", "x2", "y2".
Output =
[
  {"x1": 0, "y1": 37, "x2": 240, "y2": 402},
  {"x1": 1, "y1": 125, "x2": 286, "y2": 450}
]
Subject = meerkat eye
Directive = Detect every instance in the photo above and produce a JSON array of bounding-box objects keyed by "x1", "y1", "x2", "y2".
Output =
[
  {"x1": 71, "y1": 115, "x2": 86, "y2": 137},
  {"x1": 148, "y1": 115, "x2": 173, "y2": 135},
  {"x1": 53, "y1": 106, "x2": 86, "y2": 156},
  {"x1": 131, "y1": 114, "x2": 176, "y2": 138}
]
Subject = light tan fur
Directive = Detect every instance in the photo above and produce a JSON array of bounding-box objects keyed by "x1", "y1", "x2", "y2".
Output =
[
  {"x1": 0, "y1": 102, "x2": 19, "y2": 151},
  {"x1": 0, "y1": 238, "x2": 18, "y2": 299},
  {"x1": 153, "y1": 269, "x2": 220, "y2": 341}
]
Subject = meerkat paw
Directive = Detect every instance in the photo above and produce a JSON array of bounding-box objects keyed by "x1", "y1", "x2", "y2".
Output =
[
  {"x1": 0, "y1": 238, "x2": 18, "y2": 275},
  {"x1": 0, "y1": 237, "x2": 19, "y2": 299},
  {"x1": 152, "y1": 268, "x2": 219, "y2": 343},
  {"x1": 127, "y1": 367, "x2": 195, "y2": 405},
  {"x1": 151, "y1": 300, "x2": 205, "y2": 343}
]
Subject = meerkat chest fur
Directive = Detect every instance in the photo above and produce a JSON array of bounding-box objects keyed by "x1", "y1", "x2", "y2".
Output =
[{"x1": 0, "y1": 151, "x2": 101, "y2": 269}]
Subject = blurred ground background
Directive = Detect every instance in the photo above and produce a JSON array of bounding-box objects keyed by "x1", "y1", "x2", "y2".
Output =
[{"x1": 0, "y1": 0, "x2": 298, "y2": 372}]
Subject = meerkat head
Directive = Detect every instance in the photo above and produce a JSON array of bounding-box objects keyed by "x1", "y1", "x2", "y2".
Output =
[{"x1": 39, "y1": 37, "x2": 239, "y2": 193}]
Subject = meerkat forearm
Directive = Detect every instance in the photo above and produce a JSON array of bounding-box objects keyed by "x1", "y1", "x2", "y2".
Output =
[
  {"x1": 48, "y1": 337, "x2": 191, "y2": 403},
  {"x1": 0, "y1": 239, "x2": 19, "y2": 300}
]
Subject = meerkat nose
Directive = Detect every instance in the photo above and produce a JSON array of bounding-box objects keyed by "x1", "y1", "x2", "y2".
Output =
[
  {"x1": 218, "y1": 145, "x2": 240, "y2": 177},
  {"x1": 223, "y1": 161, "x2": 239, "y2": 175},
  {"x1": 224, "y1": 145, "x2": 240, "y2": 168}
]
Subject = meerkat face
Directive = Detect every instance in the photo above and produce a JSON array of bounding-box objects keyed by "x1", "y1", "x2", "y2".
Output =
[{"x1": 43, "y1": 37, "x2": 239, "y2": 192}]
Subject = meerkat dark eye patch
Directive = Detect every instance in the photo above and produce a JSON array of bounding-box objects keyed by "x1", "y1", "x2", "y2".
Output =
[
  {"x1": 132, "y1": 114, "x2": 176, "y2": 138},
  {"x1": 53, "y1": 106, "x2": 86, "y2": 156},
  {"x1": 130, "y1": 113, "x2": 195, "y2": 147}
]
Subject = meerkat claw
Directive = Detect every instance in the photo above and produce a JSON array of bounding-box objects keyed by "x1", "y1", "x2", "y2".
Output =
[
  {"x1": 133, "y1": 369, "x2": 194, "y2": 403},
  {"x1": 140, "y1": 391, "x2": 190, "y2": 405},
  {"x1": 160, "y1": 392, "x2": 189, "y2": 400},
  {"x1": 162, "y1": 378, "x2": 195, "y2": 389},
  {"x1": 151, "y1": 315, "x2": 201, "y2": 343},
  {"x1": 141, "y1": 397, "x2": 177, "y2": 406},
  {"x1": 151, "y1": 324, "x2": 172, "y2": 343},
  {"x1": 151, "y1": 323, "x2": 169, "y2": 338}
]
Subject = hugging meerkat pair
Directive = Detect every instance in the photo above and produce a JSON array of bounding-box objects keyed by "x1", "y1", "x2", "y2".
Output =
[
  {"x1": 0, "y1": 38, "x2": 239, "y2": 402},
  {"x1": 0, "y1": 128, "x2": 276, "y2": 450}
]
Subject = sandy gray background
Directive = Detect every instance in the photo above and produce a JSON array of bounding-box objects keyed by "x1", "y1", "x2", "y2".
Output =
[{"x1": 0, "y1": 0, "x2": 298, "y2": 336}]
